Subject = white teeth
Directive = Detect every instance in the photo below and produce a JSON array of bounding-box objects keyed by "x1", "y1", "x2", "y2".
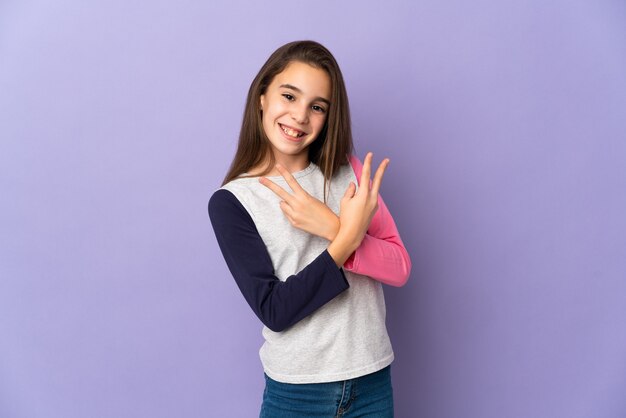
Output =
[{"x1": 281, "y1": 125, "x2": 303, "y2": 138}]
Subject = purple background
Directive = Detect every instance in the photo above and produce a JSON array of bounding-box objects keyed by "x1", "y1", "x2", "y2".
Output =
[{"x1": 1, "y1": 1, "x2": 625, "y2": 417}]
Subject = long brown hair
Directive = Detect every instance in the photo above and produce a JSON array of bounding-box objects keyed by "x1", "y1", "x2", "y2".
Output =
[{"x1": 222, "y1": 40, "x2": 354, "y2": 189}]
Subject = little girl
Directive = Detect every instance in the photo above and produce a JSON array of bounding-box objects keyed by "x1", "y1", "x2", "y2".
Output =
[{"x1": 209, "y1": 40, "x2": 411, "y2": 417}]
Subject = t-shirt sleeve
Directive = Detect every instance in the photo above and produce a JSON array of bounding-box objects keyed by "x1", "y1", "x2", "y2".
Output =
[
  {"x1": 208, "y1": 189, "x2": 349, "y2": 332},
  {"x1": 343, "y1": 155, "x2": 412, "y2": 287}
]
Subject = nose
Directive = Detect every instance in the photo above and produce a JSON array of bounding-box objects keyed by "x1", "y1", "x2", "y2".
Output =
[{"x1": 291, "y1": 104, "x2": 309, "y2": 125}]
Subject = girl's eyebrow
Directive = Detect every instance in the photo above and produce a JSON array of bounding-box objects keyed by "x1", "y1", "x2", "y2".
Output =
[{"x1": 279, "y1": 84, "x2": 331, "y2": 106}]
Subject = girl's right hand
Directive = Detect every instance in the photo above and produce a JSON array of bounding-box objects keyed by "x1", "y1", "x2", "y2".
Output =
[{"x1": 327, "y1": 153, "x2": 389, "y2": 266}]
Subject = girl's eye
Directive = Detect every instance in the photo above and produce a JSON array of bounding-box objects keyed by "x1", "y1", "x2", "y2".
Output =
[
  {"x1": 282, "y1": 93, "x2": 295, "y2": 101},
  {"x1": 312, "y1": 105, "x2": 326, "y2": 113}
]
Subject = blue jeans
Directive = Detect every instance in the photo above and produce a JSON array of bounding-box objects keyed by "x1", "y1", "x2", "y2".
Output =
[{"x1": 260, "y1": 366, "x2": 393, "y2": 417}]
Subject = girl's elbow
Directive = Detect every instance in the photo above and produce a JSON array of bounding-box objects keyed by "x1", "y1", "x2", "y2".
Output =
[
  {"x1": 258, "y1": 310, "x2": 291, "y2": 332},
  {"x1": 265, "y1": 321, "x2": 287, "y2": 333},
  {"x1": 391, "y1": 256, "x2": 412, "y2": 287},
  {"x1": 389, "y1": 271, "x2": 410, "y2": 287}
]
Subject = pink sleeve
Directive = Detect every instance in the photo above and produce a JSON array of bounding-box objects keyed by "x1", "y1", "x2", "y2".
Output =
[{"x1": 342, "y1": 155, "x2": 412, "y2": 287}]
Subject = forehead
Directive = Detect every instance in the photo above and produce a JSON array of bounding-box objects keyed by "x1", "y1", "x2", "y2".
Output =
[{"x1": 270, "y1": 61, "x2": 331, "y2": 99}]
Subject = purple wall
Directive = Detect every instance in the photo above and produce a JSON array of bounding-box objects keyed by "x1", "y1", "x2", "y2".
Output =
[{"x1": 1, "y1": 1, "x2": 625, "y2": 417}]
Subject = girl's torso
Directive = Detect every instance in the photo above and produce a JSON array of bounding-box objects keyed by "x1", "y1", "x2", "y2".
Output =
[{"x1": 222, "y1": 162, "x2": 393, "y2": 384}]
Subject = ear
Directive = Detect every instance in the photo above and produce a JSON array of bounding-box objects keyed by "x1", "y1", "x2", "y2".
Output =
[{"x1": 259, "y1": 95, "x2": 265, "y2": 111}]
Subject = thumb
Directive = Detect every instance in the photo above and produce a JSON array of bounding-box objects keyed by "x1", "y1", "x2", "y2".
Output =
[{"x1": 342, "y1": 182, "x2": 356, "y2": 200}]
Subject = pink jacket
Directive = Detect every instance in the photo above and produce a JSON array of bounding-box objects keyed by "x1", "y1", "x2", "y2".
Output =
[{"x1": 343, "y1": 155, "x2": 412, "y2": 287}]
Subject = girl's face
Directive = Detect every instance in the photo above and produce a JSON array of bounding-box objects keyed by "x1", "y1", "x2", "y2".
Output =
[{"x1": 260, "y1": 61, "x2": 331, "y2": 171}]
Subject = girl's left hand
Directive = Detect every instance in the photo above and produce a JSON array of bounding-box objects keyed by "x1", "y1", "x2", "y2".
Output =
[{"x1": 259, "y1": 164, "x2": 340, "y2": 241}]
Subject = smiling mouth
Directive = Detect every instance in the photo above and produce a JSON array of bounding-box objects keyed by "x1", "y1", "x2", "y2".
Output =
[{"x1": 279, "y1": 123, "x2": 306, "y2": 139}]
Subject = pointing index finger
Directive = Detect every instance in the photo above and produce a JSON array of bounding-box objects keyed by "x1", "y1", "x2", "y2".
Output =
[
  {"x1": 370, "y1": 158, "x2": 390, "y2": 196},
  {"x1": 359, "y1": 152, "x2": 373, "y2": 193},
  {"x1": 259, "y1": 176, "x2": 293, "y2": 202},
  {"x1": 275, "y1": 164, "x2": 306, "y2": 195}
]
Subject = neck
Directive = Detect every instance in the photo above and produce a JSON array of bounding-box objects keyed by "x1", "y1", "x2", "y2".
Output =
[
  {"x1": 276, "y1": 156, "x2": 310, "y2": 174},
  {"x1": 250, "y1": 154, "x2": 310, "y2": 176}
]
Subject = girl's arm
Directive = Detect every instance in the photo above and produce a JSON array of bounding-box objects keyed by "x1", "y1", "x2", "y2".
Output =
[
  {"x1": 343, "y1": 155, "x2": 411, "y2": 287},
  {"x1": 260, "y1": 155, "x2": 411, "y2": 287},
  {"x1": 209, "y1": 189, "x2": 349, "y2": 333}
]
